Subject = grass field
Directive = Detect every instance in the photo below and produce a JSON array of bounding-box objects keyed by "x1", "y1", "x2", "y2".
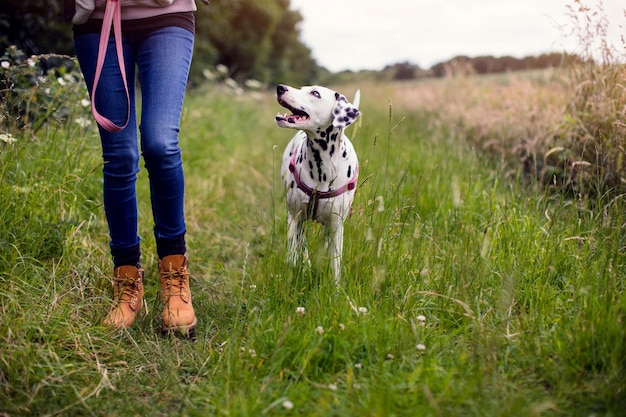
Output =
[{"x1": 1, "y1": 76, "x2": 625, "y2": 416}]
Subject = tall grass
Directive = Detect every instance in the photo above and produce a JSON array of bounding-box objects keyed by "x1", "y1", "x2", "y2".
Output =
[
  {"x1": 559, "y1": 0, "x2": 626, "y2": 194},
  {"x1": 391, "y1": 0, "x2": 626, "y2": 197},
  {"x1": 1, "y1": 74, "x2": 625, "y2": 415}
]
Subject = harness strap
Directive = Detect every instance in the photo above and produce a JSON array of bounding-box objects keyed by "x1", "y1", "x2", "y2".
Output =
[
  {"x1": 91, "y1": 0, "x2": 130, "y2": 133},
  {"x1": 289, "y1": 148, "x2": 358, "y2": 219}
]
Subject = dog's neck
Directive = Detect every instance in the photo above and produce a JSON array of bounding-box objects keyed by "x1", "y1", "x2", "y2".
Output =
[
  {"x1": 298, "y1": 124, "x2": 345, "y2": 182},
  {"x1": 303, "y1": 124, "x2": 343, "y2": 158}
]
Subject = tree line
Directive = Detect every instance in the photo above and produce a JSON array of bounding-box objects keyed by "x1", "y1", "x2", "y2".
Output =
[
  {"x1": 427, "y1": 53, "x2": 580, "y2": 78},
  {"x1": 378, "y1": 52, "x2": 579, "y2": 81}
]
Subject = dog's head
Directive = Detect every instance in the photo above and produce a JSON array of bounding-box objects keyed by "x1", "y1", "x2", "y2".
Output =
[{"x1": 275, "y1": 84, "x2": 360, "y2": 131}]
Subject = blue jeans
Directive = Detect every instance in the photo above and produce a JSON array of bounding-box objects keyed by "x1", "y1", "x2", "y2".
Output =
[{"x1": 74, "y1": 26, "x2": 194, "y2": 265}]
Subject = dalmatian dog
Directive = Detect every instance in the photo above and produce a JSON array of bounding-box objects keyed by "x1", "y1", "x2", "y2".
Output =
[{"x1": 275, "y1": 84, "x2": 360, "y2": 284}]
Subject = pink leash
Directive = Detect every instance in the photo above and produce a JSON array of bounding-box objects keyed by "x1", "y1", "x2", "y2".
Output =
[{"x1": 91, "y1": 0, "x2": 130, "y2": 132}]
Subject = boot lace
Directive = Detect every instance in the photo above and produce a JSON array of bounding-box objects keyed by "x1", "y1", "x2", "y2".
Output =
[
  {"x1": 115, "y1": 276, "x2": 141, "y2": 306},
  {"x1": 161, "y1": 267, "x2": 189, "y2": 298}
]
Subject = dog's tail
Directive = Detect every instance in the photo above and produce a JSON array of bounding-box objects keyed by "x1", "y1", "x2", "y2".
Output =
[{"x1": 353, "y1": 89, "x2": 361, "y2": 109}]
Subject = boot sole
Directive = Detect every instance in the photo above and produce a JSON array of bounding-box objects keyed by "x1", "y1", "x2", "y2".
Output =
[{"x1": 161, "y1": 317, "x2": 198, "y2": 339}]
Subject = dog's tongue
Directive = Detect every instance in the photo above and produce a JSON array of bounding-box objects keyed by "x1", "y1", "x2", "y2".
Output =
[{"x1": 276, "y1": 112, "x2": 304, "y2": 124}]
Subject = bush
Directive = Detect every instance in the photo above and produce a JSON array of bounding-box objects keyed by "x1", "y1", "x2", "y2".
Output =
[
  {"x1": 0, "y1": 45, "x2": 96, "y2": 268},
  {"x1": 0, "y1": 45, "x2": 89, "y2": 135}
]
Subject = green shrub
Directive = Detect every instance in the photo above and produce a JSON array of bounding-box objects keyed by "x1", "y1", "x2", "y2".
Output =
[
  {"x1": 0, "y1": 45, "x2": 89, "y2": 135},
  {"x1": 0, "y1": 45, "x2": 99, "y2": 270}
]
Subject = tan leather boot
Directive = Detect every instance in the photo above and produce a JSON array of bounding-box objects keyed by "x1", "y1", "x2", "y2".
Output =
[
  {"x1": 159, "y1": 255, "x2": 197, "y2": 336},
  {"x1": 104, "y1": 265, "x2": 144, "y2": 329}
]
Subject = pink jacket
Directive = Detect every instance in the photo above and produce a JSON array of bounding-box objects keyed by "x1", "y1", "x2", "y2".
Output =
[{"x1": 89, "y1": 0, "x2": 197, "y2": 20}]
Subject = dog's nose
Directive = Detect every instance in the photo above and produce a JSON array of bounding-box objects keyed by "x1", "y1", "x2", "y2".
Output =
[{"x1": 276, "y1": 84, "x2": 287, "y2": 97}]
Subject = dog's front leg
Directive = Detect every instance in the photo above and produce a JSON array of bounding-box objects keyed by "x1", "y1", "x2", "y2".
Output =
[
  {"x1": 327, "y1": 219, "x2": 344, "y2": 285},
  {"x1": 287, "y1": 210, "x2": 309, "y2": 267}
]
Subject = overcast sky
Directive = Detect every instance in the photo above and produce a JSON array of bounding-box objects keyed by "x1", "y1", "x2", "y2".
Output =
[{"x1": 288, "y1": 0, "x2": 625, "y2": 72}]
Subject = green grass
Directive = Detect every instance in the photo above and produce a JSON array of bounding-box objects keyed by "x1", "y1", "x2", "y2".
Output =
[{"x1": 1, "y1": 81, "x2": 625, "y2": 416}]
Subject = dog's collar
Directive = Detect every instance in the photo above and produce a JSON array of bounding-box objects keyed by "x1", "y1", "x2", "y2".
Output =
[{"x1": 289, "y1": 149, "x2": 358, "y2": 219}]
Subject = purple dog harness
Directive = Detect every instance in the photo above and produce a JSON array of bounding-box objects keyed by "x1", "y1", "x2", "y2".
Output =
[{"x1": 288, "y1": 149, "x2": 358, "y2": 219}]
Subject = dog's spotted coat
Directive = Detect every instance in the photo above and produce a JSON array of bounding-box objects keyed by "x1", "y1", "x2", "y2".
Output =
[{"x1": 275, "y1": 84, "x2": 360, "y2": 283}]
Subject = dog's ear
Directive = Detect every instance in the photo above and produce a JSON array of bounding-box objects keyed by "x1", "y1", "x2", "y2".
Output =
[{"x1": 331, "y1": 92, "x2": 360, "y2": 129}]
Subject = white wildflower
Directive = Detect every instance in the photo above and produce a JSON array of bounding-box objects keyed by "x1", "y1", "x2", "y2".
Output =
[
  {"x1": 296, "y1": 306, "x2": 305, "y2": 315},
  {"x1": 27, "y1": 58, "x2": 36, "y2": 67},
  {"x1": 80, "y1": 98, "x2": 90, "y2": 107},
  {"x1": 480, "y1": 228, "x2": 492, "y2": 258},
  {"x1": 413, "y1": 223, "x2": 421, "y2": 239},
  {"x1": 202, "y1": 68, "x2": 216, "y2": 80},
  {"x1": 416, "y1": 314, "x2": 426, "y2": 325},
  {"x1": 282, "y1": 400, "x2": 294, "y2": 410},
  {"x1": 0, "y1": 133, "x2": 17, "y2": 144},
  {"x1": 416, "y1": 343, "x2": 426, "y2": 351},
  {"x1": 338, "y1": 323, "x2": 345, "y2": 331},
  {"x1": 216, "y1": 64, "x2": 229, "y2": 74},
  {"x1": 358, "y1": 307, "x2": 368, "y2": 315},
  {"x1": 328, "y1": 384, "x2": 338, "y2": 391},
  {"x1": 376, "y1": 195, "x2": 384, "y2": 212},
  {"x1": 354, "y1": 363, "x2": 363, "y2": 369},
  {"x1": 224, "y1": 77, "x2": 238, "y2": 89},
  {"x1": 244, "y1": 79, "x2": 262, "y2": 90},
  {"x1": 387, "y1": 353, "x2": 394, "y2": 360},
  {"x1": 75, "y1": 117, "x2": 92, "y2": 128},
  {"x1": 315, "y1": 326, "x2": 324, "y2": 335},
  {"x1": 57, "y1": 77, "x2": 66, "y2": 86},
  {"x1": 13, "y1": 185, "x2": 31, "y2": 193},
  {"x1": 249, "y1": 284, "x2": 257, "y2": 290},
  {"x1": 1, "y1": 61, "x2": 9, "y2": 69},
  {"x1": 452, "y1": 176, "x2": 463, "y2": 207}
]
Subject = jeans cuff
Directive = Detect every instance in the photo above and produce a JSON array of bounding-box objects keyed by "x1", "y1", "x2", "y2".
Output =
[
  {"x1": 156, "y1": 234, "x2": 186, "y2": 259},
  {"x1": 112, "y1": 243, "x2": 141, "y2": 268}
]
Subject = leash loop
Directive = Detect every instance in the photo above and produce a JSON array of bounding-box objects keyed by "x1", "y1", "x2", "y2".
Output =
[{"x1": 91, "y1": 0, "x2": 130, "y2": 132}]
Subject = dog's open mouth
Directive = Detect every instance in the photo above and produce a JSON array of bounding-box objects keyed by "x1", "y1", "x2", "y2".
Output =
[{"x1": 276, "y1": 98, "x2": 310, "y2": 124}]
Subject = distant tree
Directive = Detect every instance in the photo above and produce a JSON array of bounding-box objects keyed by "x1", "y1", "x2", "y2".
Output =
[
  {"x1": 194, "y1": 0, "x2": 317, "y2": 85},
  {"x1": 266, "y1": 0, "x2": 318, "y2": 85},
  {"x1": 0, "y1": 0, "x2": 73, "y2": 56},
  {"x1": 392, "y1": 62, "x2": 417, "y2": 81},
  {"x1": 1, "y1": 0, "x2": 319, "y2": 87},
  {"x1": 196, "y1": 0, "x2": 276, "y2": 80},
  {"x1": 430, "y1": 52, "x2": 580, "y2": 77}
]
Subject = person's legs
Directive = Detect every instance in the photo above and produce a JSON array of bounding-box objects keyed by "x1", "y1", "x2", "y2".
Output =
[
  {"x1": 134, "y1": 27, "x2": 196, "y2": 335},
  {"x1": 74, "y1": 31, "x2": 142, "y2": 268},
  {"x1": 135, "y1": 26, "x2": 193, "y2": 256},
  {"x1": 75, "y1": 31, "x2": 143, "y2": 329}
]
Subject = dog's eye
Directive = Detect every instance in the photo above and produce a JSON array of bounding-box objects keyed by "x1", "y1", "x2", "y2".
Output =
[{"x1": 310, "y1": 90, "x2": 321, "y2": 99}]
